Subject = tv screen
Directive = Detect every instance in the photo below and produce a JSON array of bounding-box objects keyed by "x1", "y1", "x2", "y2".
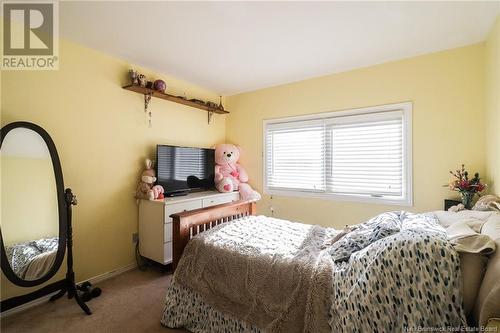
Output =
[{"x1": 156, "y1": 145, "x2": 215, "y2": 195}]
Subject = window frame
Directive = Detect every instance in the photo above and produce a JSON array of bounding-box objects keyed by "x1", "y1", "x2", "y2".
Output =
[{"x1": 263, "y1": 102, "x2": 413, "y2": 206}]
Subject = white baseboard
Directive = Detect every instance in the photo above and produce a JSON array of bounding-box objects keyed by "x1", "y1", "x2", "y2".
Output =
[
  {"x1": 1, "y1": 263, "x2": 137, "y2": 318},
  {"x1": 84, "y1": 263, "x2": 137, "y2": 286}
]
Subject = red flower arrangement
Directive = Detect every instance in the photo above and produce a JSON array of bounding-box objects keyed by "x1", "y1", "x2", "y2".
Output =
[{"x1": 446, "y1": 164, "x2": 487, "y2": 209}]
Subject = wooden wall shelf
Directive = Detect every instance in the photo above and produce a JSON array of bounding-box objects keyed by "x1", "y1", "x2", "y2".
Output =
[{"x1": 123, "y1": 85, "x2": 229, "y2": 115}]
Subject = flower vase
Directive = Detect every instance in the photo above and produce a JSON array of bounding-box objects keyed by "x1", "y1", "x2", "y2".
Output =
[{"x1": 461, "y1": 192, "x2": 474, "y2": 210}]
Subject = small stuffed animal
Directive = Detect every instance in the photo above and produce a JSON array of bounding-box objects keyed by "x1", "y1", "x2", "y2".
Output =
[
  {"x1": 138, "y1": 74, "x2": 147, "y2": 87},
  {"x1": 448, "y1": 203, "x2": 465, "y2": 212},
  {"x1": 151, "y1": 184, "x2": 164, "y2": 200},
  {"x1": 136, "y1": 159, "x2": 164, "y2": 200},
  {"x1": 214, "y1": 144, "x2": 261, "y2": 201}
]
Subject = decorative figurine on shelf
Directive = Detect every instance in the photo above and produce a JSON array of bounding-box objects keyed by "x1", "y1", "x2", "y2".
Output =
[
  {"x1": 153, "y1": 79, "x2": 166, "y2": 93},
  {"x1": 445, "y1": 164, "x2": 487, "y2": 210},
  {"x1": 136, "y1": 159, "x2": 165, "y2": 201},
  {"x1": 189, "y1": 98, "x2": 206, "y2": 105},
  {"x1": 129, "y1": 69, "x2": 138, "y2": 85},
  {"x1": 206, "y1": 101, "x2": 218, "y2": 109},
  {"x1": 214, "y1": 143, "x2": 261, "y2": 201},
  {"x1": 218, "y1": 96, "x2": 224, "y2": 111},
  {"x1": 138, "y1": 74, "x2": 147, "y2": 87}
]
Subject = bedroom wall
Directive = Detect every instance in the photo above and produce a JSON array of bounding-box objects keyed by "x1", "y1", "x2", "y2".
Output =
[
  {"x1": 0, "y1": 39, "x2": 226, "y2": 299},
  {"x1": 226, "y1": 44, "x2": 486, "y2": 228},
  {"x1": 485, "y1": 16, "x2": 500, "y2": 196}
]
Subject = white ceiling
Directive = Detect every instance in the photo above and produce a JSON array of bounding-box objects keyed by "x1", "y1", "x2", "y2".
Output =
[{"x1": 60, "y1": 1, "x2": 500, "y2": 95}]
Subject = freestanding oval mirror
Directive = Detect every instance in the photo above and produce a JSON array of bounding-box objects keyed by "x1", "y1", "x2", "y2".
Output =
[{"x1": 0, "y1": 122, "x2": 67, "y2": 287}]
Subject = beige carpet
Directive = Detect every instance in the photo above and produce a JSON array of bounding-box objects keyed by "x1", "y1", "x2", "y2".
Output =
[{"x1": 1, "y1": 268, "x2": 189, "y2": 333}]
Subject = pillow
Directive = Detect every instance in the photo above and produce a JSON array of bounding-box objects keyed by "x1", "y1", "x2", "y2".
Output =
[
  {"x1": 473, "y1": 195, "x2": 500, "y2": 212},
  {"x1": 447, "y1": 222, "x2": 496, "y2": 255},
  {"x1": 434, "y1": 210, "x2": 493, "y2": 231},
  {"x1": 474, "y1": 213, "x2": 500, "y2": 327}
]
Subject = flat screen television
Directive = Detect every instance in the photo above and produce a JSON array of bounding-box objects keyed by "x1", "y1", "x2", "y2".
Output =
[{"x1": 156, "y1": 145, "x2": 215, "y2": 196}]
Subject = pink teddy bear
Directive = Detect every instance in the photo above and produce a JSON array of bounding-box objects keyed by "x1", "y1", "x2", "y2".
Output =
[{"x1": 214, "y1": 144, "x2": 261, "y2": 201}]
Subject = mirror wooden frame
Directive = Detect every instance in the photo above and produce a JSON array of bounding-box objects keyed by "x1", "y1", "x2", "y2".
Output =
[
  {"x1": 0, "y1": 121, "x2": 67, "y2": 287},
  {"x1": 0, "y1": 121, "x2": 91, "y2": 315}
]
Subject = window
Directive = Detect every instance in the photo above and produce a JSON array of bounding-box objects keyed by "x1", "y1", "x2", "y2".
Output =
[{"x1": 264, "y1": 102, "x2": 412, "y2": 205}]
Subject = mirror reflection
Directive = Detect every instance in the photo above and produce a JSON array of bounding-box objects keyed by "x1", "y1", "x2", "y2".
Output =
[{"x1": 1, "y1": 128, "x2": 59, "y2": 281}]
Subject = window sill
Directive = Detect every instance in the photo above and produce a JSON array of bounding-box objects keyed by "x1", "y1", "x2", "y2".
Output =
[{"x1": 264, "y1": 188, "x2": 413, "y2": 207}]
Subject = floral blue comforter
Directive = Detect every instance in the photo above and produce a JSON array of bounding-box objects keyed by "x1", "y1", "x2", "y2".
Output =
[{"x1": 328, "y1": 212, "x2": 466, "y2": 331}]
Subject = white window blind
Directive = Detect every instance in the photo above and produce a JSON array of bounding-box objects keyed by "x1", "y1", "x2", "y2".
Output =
[
  {"x1": 326, "y1": 111, "x2": 403, "y2": 197},
  {"x1": 265, "y1": 119, "x2": 325, "y2": 191},
  {"x1": 264, "y1": 103, "x2": 412, "y2": 205}
]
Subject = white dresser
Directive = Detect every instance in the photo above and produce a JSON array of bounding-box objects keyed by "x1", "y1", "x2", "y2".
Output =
[{"x1": 138, "y1": 190, "x2": 240, "y2": 265}]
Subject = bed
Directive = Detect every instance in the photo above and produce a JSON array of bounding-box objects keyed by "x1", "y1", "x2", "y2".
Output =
[
  {"x1": 4, "y1": 237, "x2": 58, "y2": 280},
  {"x1": 161, "y1": 201, "x2": 497, "y2": 332}
]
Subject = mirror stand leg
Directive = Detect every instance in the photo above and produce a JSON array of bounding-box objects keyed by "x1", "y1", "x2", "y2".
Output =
[
  {"x1": 48, "y1": 272, "x2": 92, "y2": 315},
  {"x1": 66, "y1": 189, "x2": 92, "y2": 315},
  {"x1": 71, "y1": 286, "x2": 91, "y2": 315},
  {"x1": 67, "y1": 272, "x2": 75, "y2": 299},
  {"x1": 49, "y1": 288, "x2": 66, "y2": 302},
  {"x1": 48, "y1": 189, "x2": 92, "y2": 315},
  {"x1": 66, "y1": 271, "x2": 91, "y2": 314}
]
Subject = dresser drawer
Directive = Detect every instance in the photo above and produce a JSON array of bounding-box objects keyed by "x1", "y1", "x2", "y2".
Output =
[
  {"x1": 228, "y1": 192, "x2": 240, "y2": 201},
  {"x1": 165, "y1": 201, "x2": 202, "y2": 223},
  {"x1": 164, "y1": 242, "x2": 173, "y2": 264},
  {"x1": 202, "y1": 194, "x2": 237, "y2": 207},
  {"x1": 164, "y1": 223, "x2": 172, "y2": 242}
]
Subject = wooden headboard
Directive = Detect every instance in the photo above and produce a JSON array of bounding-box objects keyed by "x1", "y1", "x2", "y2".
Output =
[{"x1": 170, "y1": 200, "x2": 257, "y2": 270}]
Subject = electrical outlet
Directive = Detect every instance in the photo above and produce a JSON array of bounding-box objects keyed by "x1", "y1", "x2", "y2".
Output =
[{"x1": 132, "y1": 233, "x2": 139, "y2": 243}]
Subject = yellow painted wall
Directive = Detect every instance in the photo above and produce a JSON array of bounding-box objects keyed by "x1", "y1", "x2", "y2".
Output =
[
  {"x1": 485, "y1": 16, "x2": 500, "y2": 196},
  {"x1": 0, "y1": 39, "x2": 226, "y2": 299},
  {"x1": 226, "y1": 44, "x2": 486, "y2": 228},
  {"x1": 1, "y1": 157, "x2": 58, "y2": 245}
]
